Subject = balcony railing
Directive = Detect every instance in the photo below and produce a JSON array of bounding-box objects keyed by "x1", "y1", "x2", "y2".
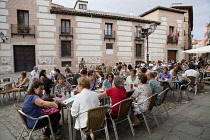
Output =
[
  {"x1": 59, "y1": 27, "x2": 73, "y2": 38},
  {"x1": 167, "y1": 36, "x2": 178, "y2": 44},
  {"x1": 11, "y1": 24, "x2": 35, "y2": 38},
  {"x1": 104, "y1": 30, "x2": 115, "y2": 41}
]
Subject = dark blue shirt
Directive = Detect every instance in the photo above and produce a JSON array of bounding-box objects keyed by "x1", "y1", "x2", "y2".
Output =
[{"x1": 22, "y1": 95, "x2": 43, "y2": 128}]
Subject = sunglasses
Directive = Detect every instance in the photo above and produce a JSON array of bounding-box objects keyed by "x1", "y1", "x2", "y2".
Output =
[{"x1": 108, "y1": 76, "x2": 113, "y2": 78}]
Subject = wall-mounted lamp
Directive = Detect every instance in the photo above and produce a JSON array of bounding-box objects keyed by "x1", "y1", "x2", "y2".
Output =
[{"x1": 0, "y1": 32, "x2": 9, "y2": 43}]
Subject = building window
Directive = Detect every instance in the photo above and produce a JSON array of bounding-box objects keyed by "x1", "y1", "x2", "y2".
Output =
[
  {"x1": 61, "y1": 41, "x2": 71, "y2": 57},
  {"x1": 61, "y1": 19, "x2": 70, "y2": 34},
  {"x1": 136, "y1": 44, "x2": 142, "y2": 57},
  {"x1": 169, "y1": 26, "x2": 174, "y2": 36},
  {"x1": 17, "y1": 10, "x2": 29, "y2": 26},
  {"x1": 106, "y1": 43, "x2": 113, "y2": 49},
  {"x1": 135, "y1": 26, "x2": 141, "y2": 37},
  {"x1": 62, "y1": 61, "x2": 71, "y2": 67},
  {"x1": 79, "y1": 4, "x2": 87, "y2": 10},
  {"x1": 105, "y1": 23, "x2": 112, "y2": 35}
]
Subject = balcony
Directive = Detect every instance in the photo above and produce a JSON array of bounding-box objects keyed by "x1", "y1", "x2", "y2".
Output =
[
  {"x1": 104, "y1": 30, "x2": 115, "y2": 41},
  {"x1": 167, "y1": 36, "x2": 178, "y2": 44},
  {"x1": 11, "y1": 24, "x2": 35, "y2": 38},
  {"x1": 59, "y1": 27, "x2": 73, "y2": 39}
]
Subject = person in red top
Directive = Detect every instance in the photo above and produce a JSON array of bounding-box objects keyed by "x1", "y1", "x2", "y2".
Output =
[{"x1": 98, "y1": 76, "x2": 127, "y2": 118}]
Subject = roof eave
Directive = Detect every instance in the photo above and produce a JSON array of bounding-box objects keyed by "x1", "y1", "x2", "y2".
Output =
[
  {"x1": 50, "y1": 8, "x2": 161, "y2": 25},
  {"x1": 139, "y1": 6, "x2": 186, "y2": 17}
]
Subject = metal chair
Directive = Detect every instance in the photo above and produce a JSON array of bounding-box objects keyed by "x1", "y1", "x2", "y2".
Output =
[
  {"x1": 155, "y1": 88, "x2": 170, "y2": 121},
  {"x1": 0, "y1": 88, "x2": 3, "y2": 106},
  {"x1": 187, "y1": 76, "x2": 197, "y2": 95},
  {"x1": 3, "y1": 78, "x2": 10, "y2": 82},
  {"x1": 66, "y1": 77, "x2": 73, "y2": 84},
  {"x1": 179, "y1": 78, "x2": 191, "y2": 100},
  {"x1": 108, "y1": 98, "x2": 135, "y2": 140},
  {"x1": 133, "y1": 93, "x2": 159, "y2": 134},
  {"x1": 100, "y1": 96, "x2": 111, "y2": 106},
  {"x1": 16, "y1": 83, "x2": 30, "y2": 103},
  {"x1": 4, "y1": 83, "x2": 13, "y2": 104},
  {"x1": 76, "y1": 106, "x2": 109, "y2": 140},
  {"x1": 13, "y1": 104, "x2": 55, "y2": 140}
]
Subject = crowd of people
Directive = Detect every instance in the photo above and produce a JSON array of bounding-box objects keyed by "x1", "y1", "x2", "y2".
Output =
[{"x1": 5, "y1": 58, "x2": 210, "y2": 140}]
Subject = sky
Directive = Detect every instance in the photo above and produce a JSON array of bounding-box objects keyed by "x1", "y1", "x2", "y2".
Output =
[{"x1": 52, "y1": 0, "x2": 210, "y2": 39}]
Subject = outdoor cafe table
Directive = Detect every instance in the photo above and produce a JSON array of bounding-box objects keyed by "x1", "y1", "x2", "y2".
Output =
[
  {"x1": 158, "y1": 79, "x2": 181, "y2": 101},
  {"x1": 0, "y1": 81, "x2": 15, "y2": 105},
  {"x1": 53, "y1": 96, "x2": 75, "y2": 140}
]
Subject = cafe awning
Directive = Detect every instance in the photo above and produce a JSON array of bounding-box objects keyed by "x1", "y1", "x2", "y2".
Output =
[{"x1": 183, "y1": 45, "x2": 210, "y2": 53}]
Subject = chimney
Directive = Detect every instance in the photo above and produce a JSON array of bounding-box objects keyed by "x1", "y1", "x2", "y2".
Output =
[{"x1": 170, "y1": 3, "x2": 182, "y2": 7}]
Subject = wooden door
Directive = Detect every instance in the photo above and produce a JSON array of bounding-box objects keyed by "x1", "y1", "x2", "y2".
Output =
[
  {"x1": 168, "y1": 50, "x2": 177, "y2": 62},
  {"x1": 14, "y1": 45, "x2": 35, "y2": 72}
]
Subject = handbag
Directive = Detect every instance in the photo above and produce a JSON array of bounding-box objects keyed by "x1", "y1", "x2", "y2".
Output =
[{"x1": 42, "y1": 107, "x2": 60, "y2": 115}]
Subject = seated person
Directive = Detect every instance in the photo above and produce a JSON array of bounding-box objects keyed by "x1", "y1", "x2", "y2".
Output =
[
  {"x1": 54, "y1": 69, "x2": 61, "y2": 83},
  {"x1": 71, "y1": 69, "x2": 87, "y2": 85},
  {"x1": 0, "y1": 71, "x2": 29, "y2": 94},
  {"x1": 98, "y1": 76, "x2": 127, "y2": 119},
  {"x1": 22, "y1": 81, "x2": 61, "y2": 140},
  {"x1": 88, "y1": 70, "x2": 98, "y2": 91},
  {"x1": 119, "y1": 65, "x2": 129, "y2": 78},
  {"x1": 102, "y1": 73, "x2": 114, "y2": 90},
  {"x1": 131, "y1": 74, "x2": 152, "y2": 126},
  {"x1": 65, "y1": 64, "x2": 73, "y2": 77},
  {"x1": 169, "y1": 65, "x2": 178, "y2": 76},
  {"x1": 89, "y1": 65, "x2": 101, "y2": 78},
  {"x1": 54, "y1": 74, "x2": 71, "y2": 96},
  {"x1": 39, "y1": 69, "x2": 52, "y2": 96},
  {"x1": 182, "y1": 63, "x2": 199, "y2": 84},
  {"x1": 97, "y1": 68, "x2": 105, "y2": 79},
  {"x1": 157, "y1": 67, "x2": 171, "y2": 90},
  {"x1": 147, "y1": 72, "x2": 162, "y2": 105},
  {"x1": 125, "y1": 69, "x2": 139, "y2": 88},
  {"x1": 50, "y1": 67, "x2": 56, "y2": 79},
  {"x1": 141, "y1": 67, "x2": 147, "y2": 74},
  {"x1": 71, "y1": 76, "x2": 99, "y2": 138}
]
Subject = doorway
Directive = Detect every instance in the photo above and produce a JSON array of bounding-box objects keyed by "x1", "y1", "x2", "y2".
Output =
[
  {"x1": 168, "y1": 50, "x2": 177, "y2": 62},
  {"x1": 14, "y1": 45, "x2": 35, "y2": 72}
]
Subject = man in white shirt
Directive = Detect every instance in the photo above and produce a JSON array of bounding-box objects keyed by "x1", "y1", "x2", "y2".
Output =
[
  {"x1": 30, "y1": 66, "x2": 39, "y2": 81},
  {"x1": 125, "y1": 69, "x2": 139, "y2": 87},
  {"x1": 182, "y1": 64, "x2": 199, "y2": 83}
]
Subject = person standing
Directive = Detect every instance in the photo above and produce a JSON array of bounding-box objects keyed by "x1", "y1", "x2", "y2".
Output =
[{"x1": 31, "y1": 66, "x2": 39, "y2": 81}]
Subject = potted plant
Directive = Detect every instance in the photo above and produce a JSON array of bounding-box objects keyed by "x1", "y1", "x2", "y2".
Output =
[
  {"x1": 23, "y1": 26, "x2": 30, "y2": 33},
  {"x1": 18, "y1": 25, "x2": 24, "y2": 33}
]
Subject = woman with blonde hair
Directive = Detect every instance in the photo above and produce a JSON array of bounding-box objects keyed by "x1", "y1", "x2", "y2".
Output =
[{"x1": 71, "y1": 76, "x2": 99, "y2": 139}]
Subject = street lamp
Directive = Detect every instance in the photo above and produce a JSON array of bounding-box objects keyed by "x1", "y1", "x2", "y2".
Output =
[
  {"x1": 141, "y1": 23, "x2": 157, "y2": 64},
  {"x1": 0, "y1": 32, "x2": 9, "y2": 43}
]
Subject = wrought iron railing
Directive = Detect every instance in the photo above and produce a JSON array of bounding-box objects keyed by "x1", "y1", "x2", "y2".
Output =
[
  {"x1": 167, "y1": 36, "x2": 178, "y2": 44},
  {"x1": 60, "y1": 27, "x2": 73, "y2": 36},
  {"x1": 11, "y1": 24, "x2": 35, "y2": 35},
  {"x1": 104, "y1": 30, "x2": 115, "y2": 39}
]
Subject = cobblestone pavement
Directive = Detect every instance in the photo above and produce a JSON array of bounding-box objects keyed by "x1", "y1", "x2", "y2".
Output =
[{"x1": 0, "y1": 73, "x2": 210, "y2": 140}]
